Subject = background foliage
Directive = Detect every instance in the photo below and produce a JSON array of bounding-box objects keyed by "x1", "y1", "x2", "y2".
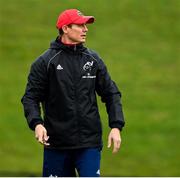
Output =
[{"x1": 0, "y1": 0, "x2": 179, "y2": 176}]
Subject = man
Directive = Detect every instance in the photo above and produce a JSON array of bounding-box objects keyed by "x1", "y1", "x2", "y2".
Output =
[{"x1": 21, "y1": 9, "x2": 125, "y2": 177}]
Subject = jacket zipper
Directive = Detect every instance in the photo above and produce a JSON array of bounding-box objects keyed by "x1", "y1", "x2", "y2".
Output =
[
  {"x1": 74, "y1": 45, "x2": 77, "y2": 51},
  {"x1": 73, "y1": 55, "x2": 81, "y2": 145}
]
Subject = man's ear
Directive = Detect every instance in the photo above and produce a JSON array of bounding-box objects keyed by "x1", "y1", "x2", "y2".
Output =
[{"x1": 62, "y1": 25, "x2": 69, "y2": 34}]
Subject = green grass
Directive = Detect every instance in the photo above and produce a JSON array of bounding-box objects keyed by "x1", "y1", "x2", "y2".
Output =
[{"x1": 0, "y1": 0, "x2": 180, "y2": 176}]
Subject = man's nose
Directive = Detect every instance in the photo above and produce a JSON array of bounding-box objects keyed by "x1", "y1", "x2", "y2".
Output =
[{"x1": 83, "y1": 24, "x2": 88, "y2": 32}]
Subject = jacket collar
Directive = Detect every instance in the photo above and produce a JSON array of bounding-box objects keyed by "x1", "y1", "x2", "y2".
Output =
[{"x1": 50, "y1": 37, "x2": 86, "y2": 54}]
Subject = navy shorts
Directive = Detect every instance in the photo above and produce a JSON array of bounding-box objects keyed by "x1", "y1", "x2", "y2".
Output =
[{"x1": 43, "y1": 147, "x2": 101, "y2": 177}]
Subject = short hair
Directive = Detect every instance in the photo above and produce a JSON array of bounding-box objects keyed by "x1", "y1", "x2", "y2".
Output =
[{"x1": 59, "y1": 29, "x2": 64, "y2": 36}]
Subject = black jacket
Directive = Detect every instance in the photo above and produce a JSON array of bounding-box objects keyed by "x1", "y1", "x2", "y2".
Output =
[{"x1": 21, "y1": 38, "x2": 125, "y2": 149}]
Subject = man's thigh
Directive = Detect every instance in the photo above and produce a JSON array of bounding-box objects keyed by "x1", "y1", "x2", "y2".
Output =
[
  {"x1": 75, "y1": 147, "x2": 101, "y2": 177},
  {"x1": 42, "y1": 148, "x2": 76, "y2": 177}
]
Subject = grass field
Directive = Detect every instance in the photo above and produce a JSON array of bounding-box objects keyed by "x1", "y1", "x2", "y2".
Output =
[{"x1": 0, "y1": 0, "x2": 180, "y2": 176}]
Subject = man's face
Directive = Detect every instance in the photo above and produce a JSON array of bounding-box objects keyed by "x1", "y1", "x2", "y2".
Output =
[{"x1": 65, "y1": 24, "x2": 88, "y2": 44}]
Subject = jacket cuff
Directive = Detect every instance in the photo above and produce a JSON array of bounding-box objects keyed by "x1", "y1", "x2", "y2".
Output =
[
  {"x1": 29, "y1": 119, "x2": 44, "y2": 131},
  {"x1": 110, "y1": 122, "x2": 125, "y2": 131}
]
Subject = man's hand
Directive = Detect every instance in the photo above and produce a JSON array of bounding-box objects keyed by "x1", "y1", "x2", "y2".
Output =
[
  {"x1": 35, "y1": 124, "x2": 50, "y2": 146},
  {"x1": 108, "y1": 128, "x2": 121, "y2": 153}
]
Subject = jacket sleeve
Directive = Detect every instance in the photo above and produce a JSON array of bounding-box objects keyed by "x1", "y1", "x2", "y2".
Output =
[
  {"x1": 21, "y1": 56, "x2": 48, "y2": 130},
  {"x1": 95, "y1": 56, "x2": 125, "y2": 131}
]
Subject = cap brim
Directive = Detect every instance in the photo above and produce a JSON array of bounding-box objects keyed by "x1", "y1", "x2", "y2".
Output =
[{"x1": 74, "y1": 16, "x2": 95, "y2": 24}]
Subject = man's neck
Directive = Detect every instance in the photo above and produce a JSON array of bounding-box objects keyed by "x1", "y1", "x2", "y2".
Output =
[{"x1": 60, "y1": 36, "x2": 80, "y2": 46}]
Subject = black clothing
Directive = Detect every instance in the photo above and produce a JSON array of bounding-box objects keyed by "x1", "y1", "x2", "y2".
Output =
[{"x1": 21, "y1": 38, "x2": 125, "y2": 149}]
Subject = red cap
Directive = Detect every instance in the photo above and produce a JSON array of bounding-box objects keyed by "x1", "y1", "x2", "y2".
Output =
[{"x1": 56, "y1": 9, "x2": 95, "y2": 29}]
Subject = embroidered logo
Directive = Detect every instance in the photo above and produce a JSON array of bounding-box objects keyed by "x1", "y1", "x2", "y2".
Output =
[
  {"x1": 77, "y1": 10, "x2": 84, "y2": 16},
  {"x1": 83, "y1": 61, "x2": 93, "y2": 71},
  {"x1": 82, "y1": 61, "x2": 96, "y2": 79},
  {"x1": 57, "y1": 64, "x2": 63, "y2": 70}
]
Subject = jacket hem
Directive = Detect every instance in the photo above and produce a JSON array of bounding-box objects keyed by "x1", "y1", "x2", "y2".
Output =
[{"x1": 44, "y1": 143, "x2": 103, "y2": 150}]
